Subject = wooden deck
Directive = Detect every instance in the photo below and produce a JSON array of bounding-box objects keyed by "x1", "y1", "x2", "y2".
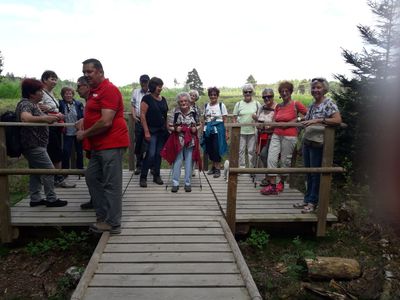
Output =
[{"x1": 204, "y1": 172, "x2": 337, "y2": 223}]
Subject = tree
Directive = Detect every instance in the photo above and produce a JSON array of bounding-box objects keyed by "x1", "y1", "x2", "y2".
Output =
[
  {"x1": 173, "y1": 78, "x2": 179, "y2": 87},
  {"x1": 0, "y1": 51, "x2": 3, "y2": 77},
  {"x1": 297, "y1": 79, "x2": 309, "y2": 94},
  {"x1": 246, "y1": 75, "x2": 257, "y2": 87},
  {"x1": 333, "y1": 0, "x2": 400, "y2": 183},
  {"x1": 185, "y1": 68, "x2": 204, "y2": 95}
]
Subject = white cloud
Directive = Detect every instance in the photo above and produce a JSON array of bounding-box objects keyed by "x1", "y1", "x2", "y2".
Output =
[{"x1": 0, "y1": 0, "x2": 374, "y2": 87}]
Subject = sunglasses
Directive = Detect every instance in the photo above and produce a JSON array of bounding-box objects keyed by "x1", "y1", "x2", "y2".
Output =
[
  {"x1": 262, "y1": 95, "x2": 274, "y2": 100},
  {"x1": 244, "y1": 91, "x2": 252, "y2": 94}
]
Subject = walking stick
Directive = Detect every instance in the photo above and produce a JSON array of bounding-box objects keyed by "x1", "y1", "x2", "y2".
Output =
[{"x1": 165, "y1": 162, "x2": 174, "y2": 191}]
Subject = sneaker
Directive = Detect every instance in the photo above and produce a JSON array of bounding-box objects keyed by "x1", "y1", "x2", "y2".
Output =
[
  {"x1": 29, "y1": 199, "x2": 47, "y2": 207},
  {"x1": 276, "y1": 181, "x2": 284, "y2": 193},
  {"x1": 55, "y1": 180, "x2": 76, "y2": 188},
  {"x1": 207, "y1": 167, "x2": 215, "y2": 175},
  {"x1": 301, "y1": 203, "x2": 316, "y2": 214},
  {"x1": 260, "y1": 184, "x2": 278, "y2": 195},
  {"x1": 153, "y1": 176, "x2": 164, "y2": 185},
  {"x1": 171, "y1": 186, "x2": 179, "y2": 193},
  {"x1": 213, "y1": 169, "x2": 221, "y2": 178},
  {"x1": 140, "y1": 178, "x2": 147, "y2": 188},
  {"x1": 90, "y1": 222, "x2": 121, "y2": 234},
  {"x1": 46, "y1": 199, "x2": 68, "y2": 207},
  {"x1": 80, "y1": 200, "x2": 93, "y2": 209},
  {"x1": 184, "y1": 185, "x2": 192, "y2": 192},
  {"x1": 259, "y1": 179, "x2": 270, "y2": 187}
]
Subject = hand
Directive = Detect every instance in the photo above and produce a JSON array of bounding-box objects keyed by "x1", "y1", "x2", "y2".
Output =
[
  {"x1": 251, "y1": 113, "x2": 257, "y2": 121},
  {"x1": 38, "y1": 103, "x2": 51, "y2": 112},
  {"x1": 45, "y1": 115, "x2": 59, "y2": 124},
  {"x1": 175, "y1": 126, "x2": 182, "y2": 133},
  {"x1": 76, "y1": 130, "x2": 85, "y2": 141},
  {"x1": 302, "y1": 119, "x2": 319, "y2": 127},
  {"x1": 225, "y1": 131, "x2": 230, "y2": 141},
  {"x1": 144, "y1": 131, "x2": 151, "y2": 141},
  {"x1": 191, "y1": 126, "x2": 197, "y2": 134},
  {"x1": 56, "y1": 113, "x2": 64, "y2": 121},
  {"x1": 75, "y1": 119, "x2": 84, "y2": 130}
]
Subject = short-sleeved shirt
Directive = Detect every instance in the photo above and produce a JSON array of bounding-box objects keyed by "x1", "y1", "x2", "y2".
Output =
[
  {"x1": 84, "y1": 79, "x2": 129, "y2": 150},
  {"x1": 131, "y1": 88, "x2": 147, "y2": 116},
  {"x1": 142, "y1": 94, "x2": 169, "y2": 133},
  {"x1": 40, "y1": 90, "x2": 59, "y2": 113},
  {"x1": 233, "y1": 100, "x2": 261, "y2": 135},
  {"x1": 305, "y1": 98, "x2": 339, "y2": 120},
  {"x1": 15, "y1": 98, "x2": 49, "y2": 149},
  {"x1": 203, "y1": 102, "x2": 228, "y2": 133},
  {"x1": 273, "y1": 100, "x2": 307, "y2": 137},
  {"x1": 171, "y1": 106, "x2": 200, "y2": 147}
]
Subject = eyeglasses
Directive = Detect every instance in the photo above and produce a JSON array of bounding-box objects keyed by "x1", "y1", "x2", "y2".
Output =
[
  {"x1": 244, "y1": 91, "x2": 252, "y2": 94},
  {"x1": 262, "y1": 95, "x2": 274, "y2": 100}
]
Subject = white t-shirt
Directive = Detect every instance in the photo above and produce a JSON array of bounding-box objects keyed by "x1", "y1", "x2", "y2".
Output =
[{"x1": 203, "y1": 102, "x2": 228, "y2": 132}]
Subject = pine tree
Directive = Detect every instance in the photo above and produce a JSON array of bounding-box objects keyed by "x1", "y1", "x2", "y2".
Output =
[
  {"x1": 333, "y1": 0, "x2": 400, "y2": 183},
  {"x1": 0, "y1": 51, "x2": 4, "y2": 77},
  {"x1": 185, "y1": 68, "x2": 204, "y2": 95},
  {"x1": 246, "y1": 75, "x2": 257, "y2": 87}
]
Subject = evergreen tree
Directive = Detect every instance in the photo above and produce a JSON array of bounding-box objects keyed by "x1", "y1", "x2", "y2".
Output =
[
  {"x1": 246, "y1": 75, "x2": 257, "y2": 87},
  {"x1": 0, "y1": 51, "x2": 3, "y2": 77},
  {"x1": 185, "y1": 68, "x2": 204, "y2": 95},
  {"x1": 333, "y1": 0, "x2": 400, "y2": 183}
]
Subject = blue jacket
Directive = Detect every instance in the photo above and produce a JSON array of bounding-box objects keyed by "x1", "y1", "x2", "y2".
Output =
[
  {"x1": 59, "y1": 99, "x2": 84, "y2": 120},
  {"x1": 201, "y1": 121, "x2": 228, "y2": 156}
]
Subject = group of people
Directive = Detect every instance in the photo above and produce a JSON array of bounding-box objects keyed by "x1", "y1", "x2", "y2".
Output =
[
  {"x1": 16, "y1": 62, "x2": 341, "y2": 235},
  {"x1": 17, "y1": 58, "x2": 129, "y2": 234}
]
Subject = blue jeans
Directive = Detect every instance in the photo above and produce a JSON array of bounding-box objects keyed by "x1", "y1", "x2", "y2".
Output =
[
  {"x1": 302, "y1": 142, "x2": 323, "y2": 205},
  {"x1": 85, "y1": 148, "x2": 124, "y2": 227},
  {"x1": 172, "y1": 146, "x2": 193, "y2": 187},
  {"x1": 141, "y1": 130, "x2": 167, "y2": 179},
  {"x1": 62, "y1": 135, "x2": 84, "y2": 169}
]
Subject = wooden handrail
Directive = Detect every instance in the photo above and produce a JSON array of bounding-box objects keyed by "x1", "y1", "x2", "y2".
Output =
[{"x1": 229, "y1": 167, "x2": 344, "y2": 174}]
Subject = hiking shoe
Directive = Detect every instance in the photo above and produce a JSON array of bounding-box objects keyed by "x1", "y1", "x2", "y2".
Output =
[
  {"x1": 184, "y1": 185, "x2": 192, "y2": 192},
  {"x1": 171, "y1": 186, "x2": 179, "y2": 193},
  {"x1": 213, "y1": 169, "x2": 221, "y2": 178},
  {"x1": 90, "y1": 222, "x2": 121, "y2": 234},
  {"x1": 276, "y1": 181, "x2": 284, "y2": 193},
  {"x1": 207, "y1": 167, "x2": 215, "y2": 175},
  {"x1": 29, "y1": 199, "x2": 47, "y2": 207},
  {"x1": 80, "y1": 200, "x2": 93, "y2": 209},
  {"x1": 140, "y1": 178, "x2": 147, "y2": 188},
  {"x1": 260, "y1": 184, "x2": 278, "y2": 195},
  {"x1": 46, "y1": 199, "x2": 68, "y2": 207},
  {"x1": 55, "y1": 180, "x2": 76, "y2": 188},
  {"x1": 153, "y1": 176, "x2": 164, "y2": 185}
]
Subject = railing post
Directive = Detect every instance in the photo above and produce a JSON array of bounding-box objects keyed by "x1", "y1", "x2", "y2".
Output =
[
  {"x1": 128, "y1": 114, "x2": 135, "y2": 171},
  {"x1": 317, "y1": 127, "x2": 335, "y2": 237},
  {"x1": 226, "y1": 126, "x2": 240, "y2": 234},
  {"x1": 0, "y1": 127, "x2": 13, "y2": 243}
]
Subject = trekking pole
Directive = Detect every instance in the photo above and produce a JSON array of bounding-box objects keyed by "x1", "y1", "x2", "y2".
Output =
[
  {"x1": 165, "y1": 162, "x2": 174, "y2": 191},
  {"x1": 197, "y1": 162, "x2": 203, "y2": 191}
]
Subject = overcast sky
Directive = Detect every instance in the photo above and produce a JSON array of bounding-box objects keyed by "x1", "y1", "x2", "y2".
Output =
[{"x1": 0, "y1": 0, "x2": 375, "y2": 88}]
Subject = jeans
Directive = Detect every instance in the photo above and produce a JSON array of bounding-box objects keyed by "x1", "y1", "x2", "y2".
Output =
[
  {"x1": 302, "y1": 142, "x2": 323, "y2": 205},
  {"x1": 85, "y1": 148, "x2": 124, "y2": 227},
  {"x1": 134, "y1": 121, "x2": 145, "y2": 169},
  {"x1": 62, "y1": 135, "x2": 84, "y2": 169},
  {"x1": 23, "y1": 147, "x2": 57, "y2": 202},
  {"x1": 172, "y1": 146, "x2": 193, "y2": 187},
  {"x1": 141, "y1": 130, "x2": 167, "y2": 179}
]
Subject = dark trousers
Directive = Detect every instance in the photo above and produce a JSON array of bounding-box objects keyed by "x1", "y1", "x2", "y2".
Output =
[
  {"x1": 140, "y1": 131, "x2": 167, "y2": 179},
  {"x1": 205, "y1": 133, "x2": 221, "y2": 163},
  {"x1": 62, "y1": 135, "x2": 84, "y2": 169},
  {"x1": 134, "y1": 121, "x2": 145, "y2": 169}
]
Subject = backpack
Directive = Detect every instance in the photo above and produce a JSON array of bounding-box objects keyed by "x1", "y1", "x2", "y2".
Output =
[{"x1": 0, "y1": 111, "x2": 22, "y2": 158}]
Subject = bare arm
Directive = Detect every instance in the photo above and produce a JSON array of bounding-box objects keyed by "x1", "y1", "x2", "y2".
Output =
[
  {"x1": 76, "y1": 109, "x2": 116, "y2": 141},
  {"x1": 140, "y1": 101, "x2": 151, "y2": 141},
  {"x1": 302, "y1": 111, "x2": 342, "y2": 127},
  {"x1": 20, "y1": 111, "x2": 59, "y2": 124}
]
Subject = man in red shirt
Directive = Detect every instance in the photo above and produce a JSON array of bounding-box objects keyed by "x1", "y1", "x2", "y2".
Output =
[{"x1": 77, "y1": 58, "x2": 129, "y2": 234}]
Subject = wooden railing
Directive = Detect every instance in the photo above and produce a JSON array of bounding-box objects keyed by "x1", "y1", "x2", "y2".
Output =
[{"x1": 223, "y1": 122, "x2": 345, "y2": 237}]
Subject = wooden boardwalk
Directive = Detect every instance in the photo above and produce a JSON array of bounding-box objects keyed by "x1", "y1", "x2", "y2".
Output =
[{"x1": 205, "y1": 173, "x2": 337, "y2": 223}]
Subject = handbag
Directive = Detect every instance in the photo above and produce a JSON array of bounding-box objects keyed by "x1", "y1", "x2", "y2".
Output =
[{"x1": 303, "y1": 125, "x2": 324, "y2": 145}]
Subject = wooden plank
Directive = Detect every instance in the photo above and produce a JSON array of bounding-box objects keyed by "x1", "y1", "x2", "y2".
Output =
[
  {"x1": 118, "y1": 227, "x2": 224, "y2": 235},
  {"x1": 104, "y1": 243, "x2": 230, "y2": 253},
  {"x1": 100, "y1": 252, "x2": 235, "y2": 263},
  {"x1": 96, "y1": 262, "x2": 240, "y2": 274},
  {"x1": 84, "y1": 287, "x2": 251, "y2": 300},
  {"x1": 108, "y1": 235, "x2": 227, "y2": 244},
  {"x1": 236, "y1": 213, "x2": 337, "y2": 222},
  {"x1": 121, "y1": 216, "x2": 220, "y2": 222},
  {"x1": 90, "y1": 274, "x2": 245, "y2": 287},
  {"x1": 122, "y1": 221, "x2": 221, "y2": 228}
]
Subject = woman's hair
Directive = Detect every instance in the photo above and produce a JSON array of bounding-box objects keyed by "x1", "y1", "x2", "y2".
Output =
[
  {"x1": 41, "y1": 70, "x2": 58, "y2": 82},
  {"x1": 175, "y1": 92, "x2": 191, "y2": 104},
  {"x1": 207, "y1": 86, "x2": 220, "y2": 96},
  {"x1": 262, "y1": 88, "x2": 274, "y2": 95},
  {"x1": 61, "y1": 86, "x2": 75, "y2": 98},
  {"x1": 148, "y1": 77, "x2": 164, "y2": 93},
  {"x1": 242, "y1": 83, "x2": 254, "y2": 93},
  {"x1": 21, "y1": 78, "x2": 44, "y2": 98},
  {"x1": 77, "y1": 76, "x2": 89, "y2": 86},
  {"x1": 278, "y1": 81, "x2": 294, "y2": 93},
  {"x1": 311, "y1": 77, "x2": 329, "y2": 93},
  {"x1": 189, "y1": 89, "x2": 200, "y2": 100}
]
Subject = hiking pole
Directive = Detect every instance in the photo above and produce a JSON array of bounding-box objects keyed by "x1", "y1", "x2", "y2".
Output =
[{"x1": 197, "y1": 162, "x2": 203, "y2": 191}]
